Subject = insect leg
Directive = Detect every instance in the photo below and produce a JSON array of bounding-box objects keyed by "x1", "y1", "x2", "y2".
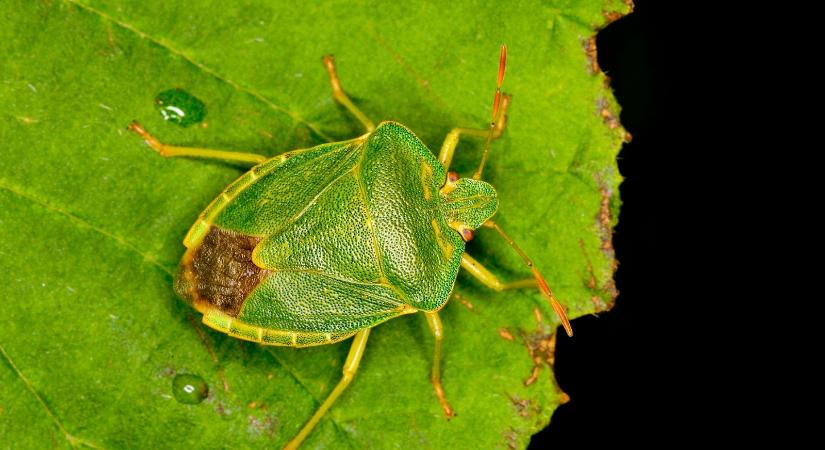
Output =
[
  {"x1": 322, "y1": 55, "x2": 375, "y2": 132},
  {"x1": 461, "y1": 222, "x2": 573, "y2": 338},
  {"x1": 436, "y1": 95, "x2": 509, "y2": 172},
  {"x1": 460, "y1": 253, "x2": 537, "y2": 291},
  {"x1": 424, "y1": 311, "x2": 455, "y2": 419},
  {"x1": 128, "y1": 122, "x2": 267, "y2": 165},
  {"x1": 285, "y1": 329, "x2": 371, "y2": 450}
]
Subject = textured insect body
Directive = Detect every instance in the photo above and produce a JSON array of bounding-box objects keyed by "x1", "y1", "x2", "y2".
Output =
[
  {"x1": 173, "y1": 123, "x2": 497, "y2": 346},
  {"x1": 130, "y1": 46, "x2": 571, "y2": 449}
]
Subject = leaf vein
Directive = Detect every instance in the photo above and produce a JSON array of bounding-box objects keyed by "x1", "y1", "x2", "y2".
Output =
[
  {"x1": 0, "y1": 180, "x2": 174, "y2": 278},
  {"x1": 62, "y1": 0, "x2": 334, "y2": 143}
]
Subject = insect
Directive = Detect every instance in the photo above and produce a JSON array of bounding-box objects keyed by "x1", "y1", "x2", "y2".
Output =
[{"x1": 129, "y1": 46, "x2": 572, "y2": 449}]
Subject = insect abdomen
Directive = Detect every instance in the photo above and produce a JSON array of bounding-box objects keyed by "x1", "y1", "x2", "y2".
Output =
[{"x1": 176, "y1": 226, "x2": 268, "y2": 316}]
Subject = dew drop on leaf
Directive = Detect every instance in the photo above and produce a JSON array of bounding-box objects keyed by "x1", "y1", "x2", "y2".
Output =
[
  {"x1": 155, "y1": 88, "x2": 206, "y2": 127},
  {"x1": 172, "y1": 373, "x2": 208, "y2": 404}
]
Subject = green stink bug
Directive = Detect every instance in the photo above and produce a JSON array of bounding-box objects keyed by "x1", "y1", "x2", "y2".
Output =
[{"x1": 129, "y1": 46, "x2": 572, "y2": 449}]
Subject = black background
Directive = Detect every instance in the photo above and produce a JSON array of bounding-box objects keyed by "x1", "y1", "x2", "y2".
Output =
[{"x1": 529, "y1": 1, "x2": 670, "y2": 446}]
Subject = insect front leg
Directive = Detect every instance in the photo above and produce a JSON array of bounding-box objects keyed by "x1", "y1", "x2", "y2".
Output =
[
  {"x1": 424, "y1": 311, "x2": 455, "y2": 419},
  {"x1": 461, "y1": 220, "x2": 573, "y2": 337},
  {"x1": 436, "y1": 95, "x2": 509, "y2": 173},
  {"x1": 322, "y1": 55, "x2": 375, "y2": 132},
  {"x1": 128, "y1": 122, "x2": 268, "y2": 165},
  {"x1": 460, "y1": 253, "x2": 537, "y2": 291},
  {"x1": 284, "y1": 329, "x2": 371, "y2": 450}
]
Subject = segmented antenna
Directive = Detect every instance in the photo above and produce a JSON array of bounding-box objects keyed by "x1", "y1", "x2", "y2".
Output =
[
  {"x1": 484, "y1": 221, "x2": 574, "y2": 337},
  {"x1": 473, "y1": 45, "x2": 507, "y2": 180}
]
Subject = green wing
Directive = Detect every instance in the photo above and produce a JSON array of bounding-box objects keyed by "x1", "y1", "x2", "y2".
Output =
[{"x1": 210, "y1": 122, "x2": 464, "y2": 334}]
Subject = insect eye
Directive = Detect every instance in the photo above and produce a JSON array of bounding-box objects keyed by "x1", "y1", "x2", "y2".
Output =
[
  {"x1": 460, "y1": 227, "x2": 474, "y2": 242},
  {"x1": 447, "y1": 171, "x2": 459, "y2": 183}
]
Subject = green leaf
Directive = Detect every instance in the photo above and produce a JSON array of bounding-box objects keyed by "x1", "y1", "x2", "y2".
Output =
[{"x1": 0, "y1": 0, "x2": 630, "y2": 448}]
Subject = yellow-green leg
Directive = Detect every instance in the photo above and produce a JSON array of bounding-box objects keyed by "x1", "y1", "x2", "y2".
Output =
[
  {"x1": 437, "y1": 95, "x2": 510, "y2": 173},
  {"x1": 284, "y1": 329, "x2": 371, "y2": 450},
  {"x1": 128, "y1": 122, "x2": 267, "y2": 165},
  {"x1": 424, "y1": 312, "x2": 455, "y2": 418},
  {"x1": 460, "y1": 222, "x2": 574, "y2": 338},
  {"x1": 460, "y1": 253, "x2": 537, "y2": 291},
  {"x1": 322, "y1": 55, "x2": 375, "y2": 133}
]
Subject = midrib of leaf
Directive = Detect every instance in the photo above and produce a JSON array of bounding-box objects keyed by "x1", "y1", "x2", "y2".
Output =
[{"x1": 62, "y1": 0, "x2": 335, "y2": 143}]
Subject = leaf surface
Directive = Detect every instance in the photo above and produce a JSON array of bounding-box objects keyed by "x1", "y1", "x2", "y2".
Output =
[{"x1": 0, "y1": 1, "x2": 630, "y2": 448}]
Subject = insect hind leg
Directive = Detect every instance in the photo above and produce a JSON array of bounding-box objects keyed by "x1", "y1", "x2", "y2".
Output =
[{"x1": 285, "y1": 329, "x2": 371, "y2": 449}]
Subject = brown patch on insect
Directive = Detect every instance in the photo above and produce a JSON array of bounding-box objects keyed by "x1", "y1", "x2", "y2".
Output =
[
  {"x1": 188, "y1": 314, "x2": 230, "y2": 392},
  {"x1": 597, "y1": 97, "x2": 620, "y2": 129},
  {"x1": 184, "y1": 226, "x2": 270, "y2": 317},
  {"x1": 508, "y1": 394, "x2": 540, "y2": 419},
  {"x1": 584, "y1": 37, "x2": 600, "y2": 74},
  {"x1": 521, "y1": 308, "x2": 557, "y2": 386}
]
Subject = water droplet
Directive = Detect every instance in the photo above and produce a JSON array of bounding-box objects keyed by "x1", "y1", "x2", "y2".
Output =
[
  {"x1": 172, "y1": 373, "x2": 208, "y2": 404},
  {"x1": 155, "y1": 88, "x2": 206, "y2": 127}
]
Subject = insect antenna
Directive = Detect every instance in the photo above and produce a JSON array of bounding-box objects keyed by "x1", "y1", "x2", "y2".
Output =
[
  {"x1": 483, "y1": 220, "x2": 574, "y2": 337},
  {"x1": 473, "y1": 44, "x2": 507, "y2": 180}
]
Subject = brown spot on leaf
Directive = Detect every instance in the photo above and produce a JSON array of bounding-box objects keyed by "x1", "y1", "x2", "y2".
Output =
[
  {"x1": 584, "y1": 37, "x2": 600, "y2": 74},
  {"x1": 504, "y1": 428, "x2": 519, "y2": 450},
  {"x1": 498, "y1": 328, "x2": 514, "y2": 341},
  {"x1": 601, "y1": 0, "x2": 634, "y2": 28},
  {"x1": 604, "y1": 10, "x2": 624, "y2": 24},
  {"x1": 453, "y1": 292, "x2": 475, "y2": 311},
  {"x1": 520, "y1": 313, "x2": 557, "y2": 386},
  {"x1": 579, "y1": 238, "x2": 616, "y2": 312},
  {"x1": 247, "y1": 414, "x2": 278, "y2": 437},
  {"x1": 579, "y1": 239, "x2": 598, "y2": 290},
  {"x1": 597, "y1": 97, "x2": 621, "y2": 129},
  {"x1": 158, "y1": 366, "x2": 176, "y2": 378},
  {"x1": 624, "y1": 131, "x2": 633, "y2": 143},
  {"x1": 509, "y1": 395, "x2": 540, "y2": 418},
  {"x1": 598, "y1": 184, "x2": 614, "y2": 253}
]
